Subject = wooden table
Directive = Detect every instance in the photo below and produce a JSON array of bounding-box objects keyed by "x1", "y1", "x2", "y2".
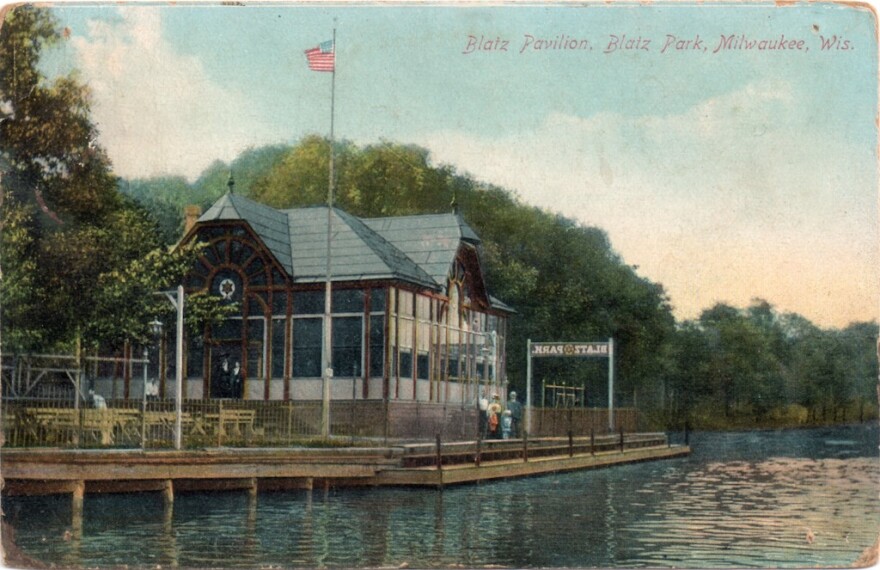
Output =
[
  {"x1": 81, "y1": 409, "x2": 140, "y2": 445},
  {"x1": 24, "y1": 408, "x2": 141, "y2": 446},
  {"x1": 202, "y1": 409, "x2": 259, "y2": 440}
]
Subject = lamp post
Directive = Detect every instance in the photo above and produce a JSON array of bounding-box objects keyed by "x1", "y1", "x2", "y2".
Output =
[
  {"x1": 142, "y1": 345, "x2": 149, "y2": 450},
  {"x1": 145, "y1": 318, "x2": 163, "y2": 450},
  {"x1": 154, "y1": 285, "x2": 184, "y2": 450}
]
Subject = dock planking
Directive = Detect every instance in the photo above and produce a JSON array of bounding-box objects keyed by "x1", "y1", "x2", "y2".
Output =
[{"x1": 1, "y1": 434, "x2": 690, "y2": 495}]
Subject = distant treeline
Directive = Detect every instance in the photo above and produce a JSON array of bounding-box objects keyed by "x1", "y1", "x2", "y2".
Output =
[{"x1": 122, "y1": 136, "x2": 879, "y2": 430}]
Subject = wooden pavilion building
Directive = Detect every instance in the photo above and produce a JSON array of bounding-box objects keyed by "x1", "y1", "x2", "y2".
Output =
[{"x1": 172, "y1": 192, "x2": 513, "y2": 409}]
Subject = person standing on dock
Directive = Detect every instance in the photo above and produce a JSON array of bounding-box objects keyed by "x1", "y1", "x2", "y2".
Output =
[
  {"x1": 488, "y1": 394, "x2": 503, "y2": 439},
  {"x1": 507, "y1": 391, "x2": 523, "y2": 438},
  {"x1": 231, "y1": 360, "x2": 243, "y2": 398},
  {"x1": 88, "y1": 389, "x2": 107, "y2": 409},
  {"x1": 478, "y1": 391, "x2": 489, "y2": 439},
  {"x1": 501, "y1": 410, "x2": 513, "y2": 439}
]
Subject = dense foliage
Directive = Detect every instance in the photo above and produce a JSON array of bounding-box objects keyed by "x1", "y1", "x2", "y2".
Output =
[
  {"x1": 0, "y1": 6, "x2": 230, "y2": 353},
  {"x1": 2, "y1": 6, "x2": 875, "y2": 429},
  {"x1": 663, "y1": 301, "x2": 877, "y2": 428}
]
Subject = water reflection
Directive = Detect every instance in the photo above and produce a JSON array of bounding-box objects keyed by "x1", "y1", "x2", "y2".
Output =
[
  {"x1": 161, "y1": 500, "x2": 178, "y2": 568},
  {"x1": 5, "y1": 424, "x2": 878, "y2": 568}
]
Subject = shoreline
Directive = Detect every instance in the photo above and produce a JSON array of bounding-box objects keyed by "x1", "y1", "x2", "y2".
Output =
[{"x1": 656, "y1": 419, "x2": 877, "y2": 434}]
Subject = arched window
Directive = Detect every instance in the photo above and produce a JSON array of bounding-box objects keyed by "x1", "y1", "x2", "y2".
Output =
[{"x1": 184, "y1": 224, "x2": 286, "y2": 399}]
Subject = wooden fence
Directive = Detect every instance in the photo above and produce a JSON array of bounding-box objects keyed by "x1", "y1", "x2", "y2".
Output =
[{"x1": 1, "y1": 397, "x2": 640, "y2": 449}]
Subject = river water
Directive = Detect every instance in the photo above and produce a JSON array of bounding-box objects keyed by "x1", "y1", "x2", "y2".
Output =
[{"x1": 4, "y1": 423, "x2": 878, "y2": 568}]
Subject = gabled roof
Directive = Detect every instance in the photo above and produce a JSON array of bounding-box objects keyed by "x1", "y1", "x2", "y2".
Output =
[
  {"x1": 361, "y1": 213, "x2": 479, "y2": 286},
  {"x1": 284, "y1": 207, "x2": 435, "y2": 287},
  {"x1": 200, "y1": 193, "x2": 293, "y2": 275},
  {"x1": 195, "y1": 193, "x2": 488, "y2": 295}
]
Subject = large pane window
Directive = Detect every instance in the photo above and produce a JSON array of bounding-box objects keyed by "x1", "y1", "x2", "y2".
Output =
[
  {"x1": 213, "y1": 318, "x2": 241, "y2": 340},
  {"x1": 294, "y1": 291, "x2": 324, "y2": 315},
  {"x1": 332, "y1": 316, "x2": 363, "y2": 377},
  {"x1": 369, "y1": 316, "x2": 385, "y2": 377},
  {"x1": 271, "y1": 293, "x2": 288, "y2": 316},
  {"x1": 247, "y1": 318, "x2": 265, "y2": 379},
  {"x1": 371, "y1": 288, "x2": 387, "y2": 313},
  {"x1": 248, "y1": 296, "x2": 266, "y2": 316},
  {"x1": 333, "y1": 289, "x2": 365, "y2": 313},
  {"x1": 417, "y1": 353, "x2": 429, "y2": 380},
  {"x1": 448, "y1": 329, "x2": 460, "y2": 380},
  {"x1": 271, "y1": 319, "x2": 286, "y2": 378},
  {"x1": 247, "y1": 345, "x2": 263, "y2": 381},
  {"x1": 186, "y1": 336, "x2": 204, "y2": 378},
  {"x1": 292, "y1": 318, "x2": 322, "y2": 377},
  {"x1": 397, "y1": 289, "x2": 414, "y2": 379},
  {"x1": 399, "y1": 350, "x2": 413, "y2": 380}
]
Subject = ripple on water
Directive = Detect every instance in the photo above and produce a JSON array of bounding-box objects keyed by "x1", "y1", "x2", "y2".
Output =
[{"x1": 5, "y1": 425, "x2": 879, "y2": 568}]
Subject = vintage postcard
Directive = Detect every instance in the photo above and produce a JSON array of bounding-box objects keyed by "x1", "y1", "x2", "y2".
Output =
[{"x1": 0, "y1": 1, "x2": 878, "y2": 568}]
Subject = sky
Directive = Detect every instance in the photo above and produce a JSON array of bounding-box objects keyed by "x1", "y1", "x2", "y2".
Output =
[{"x1": 41, "y1": 1, "x2": 879, "y2": 329}]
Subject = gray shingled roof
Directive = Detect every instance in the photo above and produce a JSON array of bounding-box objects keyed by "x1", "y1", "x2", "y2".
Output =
[
  {"x1": 196, "y1": 193, "x2": 486, "y2": 292},
  {"x1": 361, "y1": 213, "x2": 481, "y2": 285},
  {"x1": 284, "y1": 207, "x2": 435, "y2": 287}
]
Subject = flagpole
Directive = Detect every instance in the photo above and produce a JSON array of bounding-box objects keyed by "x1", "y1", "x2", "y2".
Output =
[{"x1": 321, "y1": 26, "x2": 336, "y2": 438}]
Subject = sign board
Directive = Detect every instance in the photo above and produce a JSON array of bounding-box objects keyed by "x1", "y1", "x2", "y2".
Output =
[
  {"x1": 526, "y1": 338, "x2": 615, "y2": 435},
  {"x1": 530, "y1": 342, "x2": 610, "y2": 357}
]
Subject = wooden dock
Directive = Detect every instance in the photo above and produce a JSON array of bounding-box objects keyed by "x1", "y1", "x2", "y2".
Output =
[{"x1": 1, "y1": 433, "x2": 690, "y2": 497}]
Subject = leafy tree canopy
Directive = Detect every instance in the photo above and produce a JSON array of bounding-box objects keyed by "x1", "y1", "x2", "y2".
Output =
[{"x1": 0, "y1": 6, "x2": 230, "y2": 353}]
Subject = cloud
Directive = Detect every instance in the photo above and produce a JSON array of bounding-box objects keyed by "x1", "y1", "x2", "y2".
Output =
[
  {"x1": 418, "y1": 81, "x2": 878, "y2": 327},
  {"x1": 70, "y1": 8, "x2": 286, "y2": 181}
]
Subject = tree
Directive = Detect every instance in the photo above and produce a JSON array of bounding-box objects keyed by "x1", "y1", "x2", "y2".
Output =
[
  {"x1": 250, "y1": 136, "x2": 348, "y2": 209},
  {"x1": 1, "y1": 5, "x2": 122, "y2": 351},
  {"x1": 0, "y1": 5, "x2": 120, "y2": 225},
  {"x1": 696, "y1": 303, "x2": 786, "y2": 419},
  {"x1": 663, "y1": 321, "x2": 712, "y2": 426},
  {"x1": 0, "y1": 6, "x2": 230, "y2": 354}
]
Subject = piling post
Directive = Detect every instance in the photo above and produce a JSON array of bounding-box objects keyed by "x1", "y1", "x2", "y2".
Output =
[
  {"x1": 436, "y1": 433, "x2": 443, "y2": 470},
  {"x1": 248, "y1": 477, "x2": 258, "y2": 499},
  {"x1": 619, "y1": 426, "x2": 625, "y2": 453},
  {"x1": 475, "y1": 436, "x2": 482, "y2": 467},
  {"x1": 568, "y1": 430, "x2": 574, "y2": 457},
  {"x1": 523, "y1": 431, "x2": 529, "y2": 463},
  {"x1": 162, "y1": 479, "x2": 174, "y2": 504},
  {"x1": 71, "y1": 480, "x2": 85, "y2": 514},
  {"x1": 71, "y1": 481, "x2": 84, "y2": 567}
]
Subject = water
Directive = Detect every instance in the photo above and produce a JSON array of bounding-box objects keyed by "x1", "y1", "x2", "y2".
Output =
[{"x1": 4, "y1": 424, "x2": 878, "y2": 568}]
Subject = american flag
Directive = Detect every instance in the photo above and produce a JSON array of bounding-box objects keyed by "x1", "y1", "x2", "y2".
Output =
[{"x1": 305, "y1": 40, "x2": 334, "y2": 72}]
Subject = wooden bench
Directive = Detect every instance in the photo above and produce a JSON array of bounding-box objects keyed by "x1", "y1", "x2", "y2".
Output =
[
  {"x1": 80, "y1": 409, "x2": 140, "y2": 445},
  {"x1": 24, "y1": 408, "x2": 149, "y2": 445},
  {"x1": 197, "y1": 409, "x2": 262, "y2": 442}
]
